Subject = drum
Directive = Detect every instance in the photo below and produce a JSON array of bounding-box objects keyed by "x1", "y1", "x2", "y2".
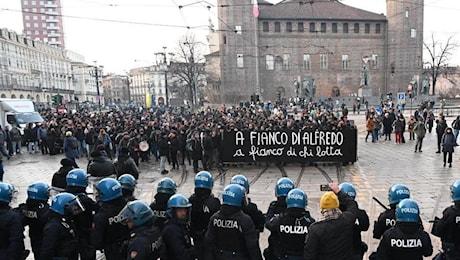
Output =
[{"x1": 139, "y1": 141, "x2": 150, "y2": 152}]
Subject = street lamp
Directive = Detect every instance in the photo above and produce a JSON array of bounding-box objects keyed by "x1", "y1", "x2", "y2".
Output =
[
  {"x1": 155, "y1": 47, "x2": 172, "y2": 107},
  {"x1": 89, "y1": 61, "x2": 103, "y2": 111}
]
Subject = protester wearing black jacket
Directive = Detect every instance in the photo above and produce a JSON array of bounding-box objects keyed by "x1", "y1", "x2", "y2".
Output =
[
  {"x1": 87, "y1": 150, "x2": 116, "y2": 177},
  {"x1": 304, "y1": 184, "x2": 359, "y2": 260}
]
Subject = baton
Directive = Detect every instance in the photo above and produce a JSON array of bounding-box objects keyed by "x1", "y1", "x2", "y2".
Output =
[{"x1": 373, "y1": 197, "x2": 389, "y2": 211}]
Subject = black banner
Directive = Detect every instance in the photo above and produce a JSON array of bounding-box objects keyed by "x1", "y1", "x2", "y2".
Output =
[{"x1": 221, "y1": 129, "x2": 357, "y2": 163}]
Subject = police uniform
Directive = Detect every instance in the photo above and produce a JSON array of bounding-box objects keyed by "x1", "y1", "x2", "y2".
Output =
[
  {"x1": 92, "y1": 198, "x2": 130, "y2": 260},
  {"x1": 266, "y1": 208, "x2": 315, "y2": 259},
  {"x1": 150, "y1": 193, "x2": 173, "y2": 230},
  {"x1": 127, "y1": 225, "x2": 162, "y2": 260},
  {"x1": 264, "y1": 199, "x2": 287, "y2": 260},
  {"x1": 189, "y1": 190, "x2": 221, "y2": 259},
  {"x1": 0, "y1": 205, "x2": 25, "y2": 260},
  {"x1": 376, "y1": 222, "x2": 432, "y2": 260},
  {"x1": 40, "y1": 213, "x2": 79, "y2": 260},
  {"x1": 339, "y1": 204, "x2": 369, "y2": 259},
  {"x1": 205, "y1": 205, "x2": 263, "y2": 260},
  {"x1": 15, "y1": 200, "x2": 49, "y2": 259},
  {"x1": 243, "y1": 198, "x2": 265, "y2": 233},
  {"x1": 432, "y1": 204, "x2": 460, "y2": 259},
  {"x1": 373, "y1": 207, "x2": 423, "y2": 239},
  {"x1": 68, "y1": 189, "x2": 99, "y2": 260},
  {"x1": 161, "y1": 217, "x2": 195, "y2": 260}
]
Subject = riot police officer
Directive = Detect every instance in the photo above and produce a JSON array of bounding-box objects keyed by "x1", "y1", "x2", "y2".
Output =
[
  {"x1": 432, "y1": 179, "x2": 460, "y2": 259},
  {"x1": 230, "y1": 175, "x2": 265, "y2": 233},
  {"x1": 189, "y1": 171, "x2": 221, "y2": 259},
  {"x1": 339, "y1": 182, "x2": 369, "y2": 260},
  {"x1": 205, "y1": 184, "x2": 263, "y2": 260},
  {"x1": 264, "y1": 177, "x2": 295, "y2": 259},
  {"x1": 40, "y1": 192, "x2": 83, "y2": 260},
  {"x1": 92, "y1": 178, "x2": 130, "y2": 260},
  {"x1": 373, "y1": 184, "x2": 413, "y2": 239},
  {"x1": 66, "y1": 168, "x2": 99, "y2": 260},
  {"x1": 16, "y1": 182, "x2": 50, "y2": 259},
  {"x1": 162, "y1": 194, "x2": 196, "y2": 260},
  {"x1": 376, "y1": 199, "x2": 432, "y2": 259},
  {"x1": 150, "y1": 177, "x2": 177, "y2": 230},
  {"x1": 118, "y1": 174, "x2": 137, "y2": 202},
  {"x1": 117, "y1": 200, "x2": 162, "y2": 259},
  {"x1": 0, "y1": 182, "x2": 25, "y2": 260},
  {"x1": 266, "y1": 188, "x2": 315, "y2": 260}
]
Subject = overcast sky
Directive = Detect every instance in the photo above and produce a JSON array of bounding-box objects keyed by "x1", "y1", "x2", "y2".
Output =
[{"x1": 0, "y1": 0, "x2": 459, "y2": 73}]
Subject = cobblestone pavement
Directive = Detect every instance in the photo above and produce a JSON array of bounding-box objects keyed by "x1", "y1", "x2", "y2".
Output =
[{"x1": 4, "y1": 114, "x2": 460, "y2": 259}]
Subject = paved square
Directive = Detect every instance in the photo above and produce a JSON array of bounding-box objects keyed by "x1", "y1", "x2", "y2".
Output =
[{"x1": 4, "y1": 114, "x2": 459, "y2": 259}]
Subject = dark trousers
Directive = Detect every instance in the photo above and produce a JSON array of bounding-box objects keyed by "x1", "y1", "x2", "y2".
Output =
[
  {"x1": 170, "y1": 151, "x2": 178, "y2": 169},
  {"x1": 40, "y1": 139, "x2": 49, "y2": 154},
  {"x1": 437, "y1": 134, "x2": 443, "y2": 152},
  {"x1": 409, "y1": 132, "x2": 415, "y2": 140},
  {"x1": 193, "y1": 159, "x2": 200, "y2": 173},
  {"x1": 366, "y1": 131, "x2": 375, "y2": 142},
  {"x1": 415, "y1": 137, "x2": 424, "y2": 151},
  {"x1": 443, "y1": 152, "x2": 453, "y2": 164},
  {"x1": 0, "y1": 160, "x2": 3, "y2": 181}
]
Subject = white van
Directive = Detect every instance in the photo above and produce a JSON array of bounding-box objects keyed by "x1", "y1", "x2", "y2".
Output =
[{"x1": 0, "y1": 99, "x2": 44, "y2": 132}]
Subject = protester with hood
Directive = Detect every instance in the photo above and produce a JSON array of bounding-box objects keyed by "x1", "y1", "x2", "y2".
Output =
[
  {"x1": 442, "y1": 127, "x2": 457, "y2": 168},
  {"x1": 114, "y1": 147, "x2": 139, "y2": 179},
  {"x1": 51, "y1": 158, "x2": 77, "y2": 191}
]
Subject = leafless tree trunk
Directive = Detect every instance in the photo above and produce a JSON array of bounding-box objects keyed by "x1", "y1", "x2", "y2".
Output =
[
  {"x1": 170, "y1": 34, "x2": 205, "y2": 108},
  {"x1": 423, "y1": 34, "x2": 457, "y2": 95}
]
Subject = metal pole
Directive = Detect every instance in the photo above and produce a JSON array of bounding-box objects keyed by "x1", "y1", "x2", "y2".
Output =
[
  {"x1": 126, "y1": 76, "x2": 131, "y2": 104},
  {"x1": 95, "y1": 67, "x2": 101, "y2": 111},
  {"x1": 163, "y1": 50, "x2": 169, "y2": 107}
]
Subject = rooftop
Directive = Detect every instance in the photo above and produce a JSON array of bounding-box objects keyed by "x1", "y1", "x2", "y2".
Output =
[{"x1": 259, "y1": 0, "x2": 386, "y2": 21}]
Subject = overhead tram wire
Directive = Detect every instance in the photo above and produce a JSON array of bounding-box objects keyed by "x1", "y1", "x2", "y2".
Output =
[{"x1": 0, "y1": 8, "x2": 209, "y2": 30}]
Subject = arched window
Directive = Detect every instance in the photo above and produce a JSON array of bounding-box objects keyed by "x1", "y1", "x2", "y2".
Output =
[
  {"x1": 19, "y1": 94, "x2": 24, "y2": 99},
  {"x1": 11, "y1": 94, "x2": 16, "y2": 99},
  {"x1": 0, "y1": 94, "x2": 6, "y2": 98}
]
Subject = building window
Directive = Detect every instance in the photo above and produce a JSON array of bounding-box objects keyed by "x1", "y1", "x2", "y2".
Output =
[
  {"x1": 26, "y1": 22, "x2": 30, "y2": 27},
  {"x1": 354, "y1": 23, "x2": 359, "y2": 33},
  {"x1": 410, "y1": 28, "x2": 417, "y2": 38},
  {"x1": 309, "y1": 22, "x2": 315, "y2": 32},
  {"x1": 342, "y1": 55, "x2": 349, "y2": 70},
  {"x1": 320, "y1": 54, "x2": 328, "y2": 70},
  {"x1": 266, "y1": 55, "x2": 274, "y2": 70},
  {"x1": 236, "y1": 54, "x2": 244, "y2": 68},
  {"x1": 298, "y1": 22, "x2": 304, "y2": 32},
  {"x1": 275, "y1": 22, "x2": 280, "y2": 32},
  {"x1": 375, "y1": 23, "x2": 381, "y2": 34},
  {"x1": 34, "y1": 23, "x2": 38, "y2": 28},
  {"x1": 405, "y1": 8, "x2": 409, "y2": 18},
  {"x1": 321, "y1": 23, "x2": 326, "y2": 33},
  {"x1": 303, "y1": 54, "x2": 311, "y2": 70},
  {"x1": 24, "y1": 0, "x2": 28, "y2": 4},
  {"x1": 343, "y1": 23, "x2": 348, "y2": 33},
  {"x1": 332, "y1": 23, "x2": 337, "y2": 33},
  {"x1": 263, "y1": 22, "x2": 269, "y2": 32},
  {"x1": 235, "y1": 25, "x2": 242, "y2": 34},
  {"x1": 286, "y1": 22, "x2": 292, "y2": 32},
  {"x1": 282, "y1": 54, "x2": 290, "y2": 70},
  {"x1": 25, "y1": 15, "x2": 30, "y2": 20},
  {"x1": 365, "y1": 23, "x2": 370, "y2": 34},
  {"x1": 372, "y1": 54, "x2": 379, "y2": 69}
]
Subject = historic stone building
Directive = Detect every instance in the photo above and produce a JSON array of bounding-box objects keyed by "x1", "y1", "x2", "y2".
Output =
[{"x1": 216, "y1": 0, "x2": 423, "y2": 103}]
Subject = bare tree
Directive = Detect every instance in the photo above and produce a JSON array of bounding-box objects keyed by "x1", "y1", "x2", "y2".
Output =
[
  {"x1": 424, "y1": 34, "x2": 457, "y2": 95},
  {"x1": 170, "y1": 34, "x2": 206, "y2": 107}
]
